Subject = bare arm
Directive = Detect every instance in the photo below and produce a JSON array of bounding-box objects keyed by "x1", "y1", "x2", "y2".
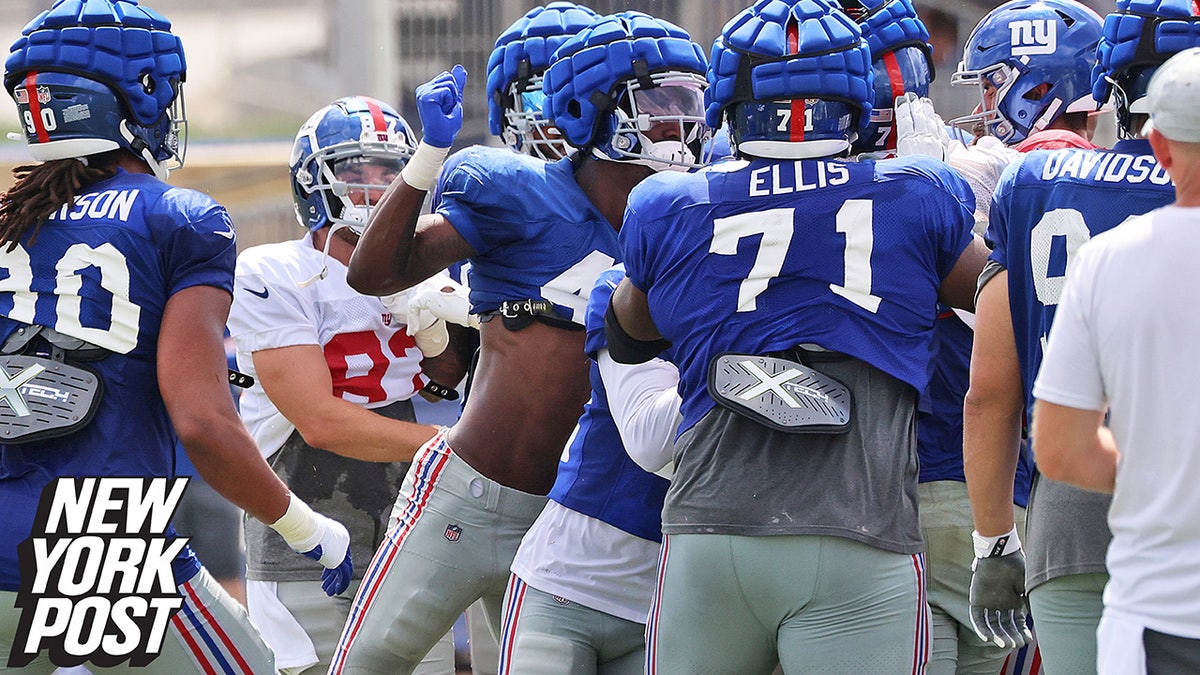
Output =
[
  {"x1": 939, "y1": 235, "x2": 989, "y2": 311},
  {"x1": 963, "y1": 272, "x2": 1026, "y2": 537},
  {"x1": 346, "y1": 175, "x2": 475, "y2": 296},
  {"x1": 610, "y1": 278, "x2": 662, "y2": 341},
  {"x1": 157, "y1": 285, "x2": 290, "y2": 524},
  {"x1": 349, "y1": 65, "x2": 473, "y2": 294},
  {"x1": 1031, "y1": 400, "x2": 1116, "y2": 493},
  {"x1": 252, "y1": 344, "x2": 437, "y2": 462}
]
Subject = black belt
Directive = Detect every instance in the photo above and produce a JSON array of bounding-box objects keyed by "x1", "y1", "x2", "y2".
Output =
[{"x1": 479, "y1": 299, "x2": 583, "y2": 332}]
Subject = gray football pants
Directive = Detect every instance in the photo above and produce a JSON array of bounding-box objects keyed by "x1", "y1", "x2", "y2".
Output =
[
  {"x1": 328, "y1": 432, "x2": 546, "y2": 674},
  {"x1": 647, "y1": 533, "x2": 930, "y2": 674}
]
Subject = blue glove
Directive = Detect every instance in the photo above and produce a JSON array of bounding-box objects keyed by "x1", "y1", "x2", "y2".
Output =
[
  {"x1": 416, "y1": 65, "x2": 467, "y2": 148},
  {"x1": 298, "y1": 513, "x2": 352, "y2": 596},
  {"x1": 303, "y1": 544, "x2": 353, "y2": 597},
  {"x1": 269, "y1": 495, "x2": 354, "y2": 596}
]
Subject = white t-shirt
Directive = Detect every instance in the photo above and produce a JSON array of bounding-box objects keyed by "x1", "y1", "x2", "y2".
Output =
[
  {"x1": 1034, "y1": 205, "x2": 1200, "y2": 638},
  {"x1": 227, "y1": 233, "x2": 427, "y2": 457},
  {"x1": 510, "y1": 352, "x2": 681, "y2": 624}
]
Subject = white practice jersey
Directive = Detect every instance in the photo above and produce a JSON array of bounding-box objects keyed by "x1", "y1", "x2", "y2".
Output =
[{"x1": 228, "y1": 233, "x2": 429, "y2": 457}]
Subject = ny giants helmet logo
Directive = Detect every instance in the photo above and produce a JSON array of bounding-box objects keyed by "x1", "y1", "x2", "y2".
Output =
[
  {"x1": 1009, "y1": 19, "x2": 1057, "y2": 57},
  {"x1": 357, "y1": 115, "x2": 391, "y2": 144}
]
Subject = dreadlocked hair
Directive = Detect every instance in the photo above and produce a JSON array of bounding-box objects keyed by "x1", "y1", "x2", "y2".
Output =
[{"x1": 0, "y1": 150, "x2": 121, "y2": 251}]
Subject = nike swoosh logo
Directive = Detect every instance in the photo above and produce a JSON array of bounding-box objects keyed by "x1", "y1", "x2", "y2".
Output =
[
  {"x1": 214, "y1": 227, "x2": 235, "y2": 239},
  {"x1": 246, "y1": 287, "x2": 269, "y2": 299}
]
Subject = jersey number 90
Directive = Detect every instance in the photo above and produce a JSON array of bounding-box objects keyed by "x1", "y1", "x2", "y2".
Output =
[{"x1": 0, "y1": 242, "x2": 141, "y2": 353}]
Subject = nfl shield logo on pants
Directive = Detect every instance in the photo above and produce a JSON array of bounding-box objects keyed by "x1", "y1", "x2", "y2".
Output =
[{"x1": 444, "y1": 524, "x2": 462, "y2": 542}]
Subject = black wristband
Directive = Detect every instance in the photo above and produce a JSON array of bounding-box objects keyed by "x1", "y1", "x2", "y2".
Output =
[
  {"x1": 604, "y1": 299, "x2": 670, "y2": 365},
  {"x1": 421, "y1": 380, "x2": 460, "y2": 401},
  {"x1": 228, "y1": 368, "x2": 255, "y2": 389}
]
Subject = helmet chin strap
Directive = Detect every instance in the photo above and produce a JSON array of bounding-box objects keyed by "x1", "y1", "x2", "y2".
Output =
[
  {"x1": 298, "y1": 194, "x2": 370, "y2": 288},
  {"x1": 119, "y1": 120, "x2": 169, "y2": 181},
  {"x1": 594, "y1": 134, "x2": 699, "y2": 173},
  {"x1": 297, "y1": 221, "x2": 351, "y2": 288}
]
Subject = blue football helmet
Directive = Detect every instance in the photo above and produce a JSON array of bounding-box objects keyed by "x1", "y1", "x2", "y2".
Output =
[
  {"x1": 543, "y1": 11, "x2": 711, "y2": 172},
  {"x1": 1092, "y1": 0, "x2": 1200, "y2": 138},
  {"x1": 4, "y1": 0, "x2": 186, "y2": 179},
  {"x1": 707, "y1": 0, "x2": 874, "y2": 160},
  {"x1": 486, "y1": 2, "x2": 599, "y2": 159},
  {"x1": 950, "y1": 0, "x2": 1104, "y2": 144},
  {"x1": 842, "y1": 0, "x2": 935, "y2": 155},
  {"x1": 290, "y1": 96, "x2": 415, "y2": 236}
]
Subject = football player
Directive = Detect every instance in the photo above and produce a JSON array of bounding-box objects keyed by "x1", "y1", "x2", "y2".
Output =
[
  {"x1": 499, "y1": 263, "x2": 679, "y2": 675},
  {"x1": 0, "y1": 1, "x2": 351, "y2": 672},
  {"x1": 328, "y1": 10, "x2": 710, "y2": 674},
  {"x1": 848, "y1": 2, "x2": 1034, "y2": 672},
  {"x1": 1031, "y1": 44, "x2": 1200, "y2": 674},
  {"x1": 951, "y1": 0, "x2": 1106, "y2": 151},
  {"x1": 477, "y1": 5, "x2": 688, "y2": 674},
  {"x1": 605, "y1": 0, "x2": 987, "y2": 671},
  {"x1": 228, "y1": 97, "x2": 466, "y2": 675},
  {"x1": 486, "y1": 2, "x2": 599, "y2": 160},
  {"x1": 963, "y1": 0, "x2": 1198, "y2": 672}
]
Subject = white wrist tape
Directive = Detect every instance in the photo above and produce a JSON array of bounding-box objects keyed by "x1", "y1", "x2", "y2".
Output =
[
  {"x1": 401, "y1": 141, "x2": 450, "y2": 192},
  {"x1": 972, "y1": 525, "x2": 1023, "y2": 558},
  {"x1": 268, "y1": 493, "x2": 322, "y2": 552}
]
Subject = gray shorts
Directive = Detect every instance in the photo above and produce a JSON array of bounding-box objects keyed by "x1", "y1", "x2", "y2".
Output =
[
  {"x1": 0, "y1": 566, "x2": 273, "y2": 674},
  {"x1": 497, "y1": 575, "x2": 645, "y2": 675},
  {"x1": 647, "y1": 533, "x2": 930, "y2": 674},
  {"x1": 329, "y1": 431, "x2": 546, "y2": 675}
]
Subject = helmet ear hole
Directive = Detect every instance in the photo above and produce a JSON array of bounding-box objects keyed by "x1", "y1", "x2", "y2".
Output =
[{"x1": 1022, "y1": 83, "x2": 1052, "y2": 101}]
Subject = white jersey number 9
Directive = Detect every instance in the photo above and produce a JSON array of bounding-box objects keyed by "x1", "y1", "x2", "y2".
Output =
[
  {"x1": 1030, "y1": 208, "x2": 1090, "y2": 306},
  {"x1": 0, "y1": 242, "x2": 141, "y2": 353}
]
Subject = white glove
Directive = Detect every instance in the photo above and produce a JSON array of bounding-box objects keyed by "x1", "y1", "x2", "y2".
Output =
[
  {"x1": 379, "y1": 289, "x2": 450, "y2": 358},
  {"x1": 945, "y1": 136, "x2": 1019, "y2": 236},
  {"x1": 895, "y1": 92, "x2": 961, "y2": 162},
  {"x1": 407, "y1": 275, "x2": 479, "y2": 331},
  {"x1": 894, "y1": 93, "x2": 1018, "y2": 235},
  {"x1": 376, "y1": 288, "x2": 448, "y2": 357}
]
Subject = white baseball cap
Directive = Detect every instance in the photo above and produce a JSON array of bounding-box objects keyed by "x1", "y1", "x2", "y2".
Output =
[{"x1": 1143, "y1": 47, "x2": 1200, "y2": 142}]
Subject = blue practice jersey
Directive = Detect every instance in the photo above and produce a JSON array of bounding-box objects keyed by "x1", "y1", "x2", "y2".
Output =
[
  {"x1": 987, "y1": 139, "x2": 1174, "y2": 420},
  {"x1": 622, "y1": 155, "x2": 975, "y2": 434},
  {"x1": 434, "y1": 147, "x2": 620, "y2": 325},
  {"x1": 0, "y1": 169, "x2": 234, "y2": 591},
  {"x1": 548, "y1": 265, "x2": 670, "y2": 543},
  {"x1": 918, "y1": 308, "x2": 1033, "y2": 506}
]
